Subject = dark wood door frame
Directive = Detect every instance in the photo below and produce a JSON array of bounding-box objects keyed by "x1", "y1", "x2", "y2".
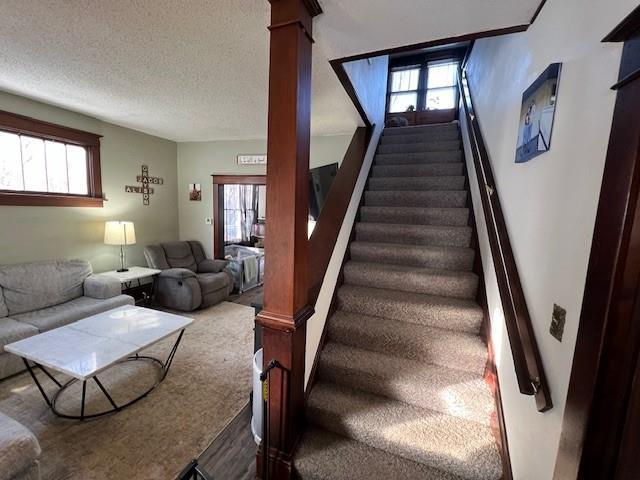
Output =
[
  {"x1": 211, "y1": 174, "x2": 266, "y2": 260},
  {"x1": 554, "y1": 7, "x2": 640, "y2": 479}
]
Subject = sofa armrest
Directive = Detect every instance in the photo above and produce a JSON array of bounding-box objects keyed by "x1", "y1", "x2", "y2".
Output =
[
  {"x1": 198, "y1": 259, "x2": 228, "y2": 273},
  {"x1": 159, "y1": 268, "x2": 197, "y2": 281},
  {"x1": 84, "y1": 275, "x2": 121, "y2": 299}
]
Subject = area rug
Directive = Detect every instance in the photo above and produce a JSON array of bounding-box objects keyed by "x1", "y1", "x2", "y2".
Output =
[{"x1": 0, "y1": 301, "x2": 255, "y2": 480}]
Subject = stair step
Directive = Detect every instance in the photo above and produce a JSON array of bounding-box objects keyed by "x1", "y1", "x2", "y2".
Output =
[
  {"x1": 372, "y1": 163, "x2": 463, "y2": 177},
  {"x1": 355, "y1": 222, "x2": 472, "y2": 248},
  {"x1": 375, "y1": 150, "x2": 462, "y2": 165},
  {"x1": 337, "y1": 284, "x2": 483, "y2": 334},
  {"x1": 378, "y1": 140, "x2": 460, "y2": 155},
  {"x1": 359, "y1": 206, "x2": 469, "y2": 227},
  {"x1": 360, "y1": 206, "x2": 469, "y2": 227},
  {"x1": 383, "y1": 123, "x2": 459, "y2": 136},
  {"x1": 344, "y1": 261, "x2": 478, "y2": 299},
  {"x1": 319, "y1": 342, "x2": 493, "y2": 426},
  {"x1": 350, "y1": 241, "x2": 475, "y2": 271},
  {"x1": 306, "y1": 382, "x2": 502, "y2": 480},
  {"x1": 380, "y1": 129, "x2": 459, "y2": 144},
  {"x1": 328, "y1": 310, "x2": 487, "y2": 374},
  {"x1": 364, "y1": 190, "x2": 467, "y2": 208},
  {"x1": 367, "y1": 176, "x2": 465, "y2": 191},
  {"x1": 295, "y1": 428, "x2": 464, "y2": 480}
]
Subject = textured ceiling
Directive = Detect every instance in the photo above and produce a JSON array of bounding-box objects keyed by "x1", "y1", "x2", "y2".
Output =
[
  {"x1": 0, "y1": 0, "x2": 542, "y2": 142},
  {"x1": 315, "y1": 0, "x2": 542, "y2": 59},
  {"x1": 0, "y1": 0, "x2": 359, "y2": 142}
]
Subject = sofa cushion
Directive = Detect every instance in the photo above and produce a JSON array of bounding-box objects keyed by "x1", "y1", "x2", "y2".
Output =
[
  {"x1": 0, "y1": 288, "x2": 7, "y2": 318},
  {"x1": 0, "y1": 318, "x2": 39, "y2": 349},
  {"x1": 144, "y1": 244, "x2": 170, "y2": 270},
  {"x1": 0, "y1": 259, "x2": 92, "y2": 315},
  {"x1": 0, "y1": 411, "x2": 41, "y2": 479},
  {"x1": 162, "y1": 242, "x2": 197, "y2": 271},
  {"x1": 188, "y1": 240, "x2": 207, "y2": 265},
  {"x1": 12, "y1": 294, "x2": 134, "y2": 333},
  {"x1": 197, "y1": 272, "x2": 229, "y2": 295}
]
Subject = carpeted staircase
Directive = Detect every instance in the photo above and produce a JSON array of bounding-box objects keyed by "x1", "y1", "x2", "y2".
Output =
[{"x1": 294, "y1": 122, "x2": 503, "y2": 480}]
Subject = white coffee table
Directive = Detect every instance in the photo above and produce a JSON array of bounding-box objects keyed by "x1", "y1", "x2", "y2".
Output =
[{"x1": 4, "y1": 305, "x2": 192, "y2": 420}]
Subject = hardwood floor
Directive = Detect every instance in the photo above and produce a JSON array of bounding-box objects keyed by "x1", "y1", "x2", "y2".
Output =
[
  {"x1": 192, "y1": 287, "x2": 261, "y2": 479},
  {"x1": 197, "y1": 401, "x2": 256, "y2": 480}
]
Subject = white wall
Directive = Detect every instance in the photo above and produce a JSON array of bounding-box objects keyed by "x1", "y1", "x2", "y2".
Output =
[
  {"x1": 177, "y1": 134, "x2": 354, "y2": 257},
  {"x1": 0, "y1": 91, "x2": 179, "y2": 272},
  {"x1": 305, "y1": 55, "x2": 389, "y2": 386},
  {"x1": 463, "y1": 1, "x2": 637, "y2": 478}
]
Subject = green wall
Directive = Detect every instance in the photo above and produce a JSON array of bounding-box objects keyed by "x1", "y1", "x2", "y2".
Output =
[{"x1": 0, "y1": 92, "x2": 179, "y2": 272}]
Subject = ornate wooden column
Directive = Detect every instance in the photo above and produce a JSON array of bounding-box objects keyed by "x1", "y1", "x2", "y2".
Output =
[{"x1": 256, "y1": 0, "x2": 321, "y2": 478}]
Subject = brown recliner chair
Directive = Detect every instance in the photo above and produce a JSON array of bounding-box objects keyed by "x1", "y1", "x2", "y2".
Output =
[{"x1": 144, "y1": 240, "x2": 233, "y2": 311}]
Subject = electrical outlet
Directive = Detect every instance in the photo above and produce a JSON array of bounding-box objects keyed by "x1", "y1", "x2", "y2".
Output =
[
  {"x1": 205, "y1": 218, "x2": 212, "y2": 225},
  {"x1": 550, "y1": 304, "x2": 566, "y2": 342}
]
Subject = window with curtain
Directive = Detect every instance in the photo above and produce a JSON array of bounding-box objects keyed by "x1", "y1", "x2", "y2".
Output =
[
  {"x1": 388, "y1": 66, "x2": 420, "y2": 113},
  {"x1": 425, "y1": 60, "x2": 458, "y2": 110},
  {"x1": 223, "y1": 184, "x2": 258, "y2": 244}
]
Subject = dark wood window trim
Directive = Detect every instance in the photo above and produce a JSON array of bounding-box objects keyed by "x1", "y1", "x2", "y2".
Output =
[
  {"x1": 0, "y1": 110, "x2": 103, "y2": 207},
  {"x1": 211, "y1": 175, "x2": 266, "y2": 259}
]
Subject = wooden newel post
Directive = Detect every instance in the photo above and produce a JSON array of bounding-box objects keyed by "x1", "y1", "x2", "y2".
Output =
[{"x1": 256, "y1": 0, "x2": 322, "y2": 478}]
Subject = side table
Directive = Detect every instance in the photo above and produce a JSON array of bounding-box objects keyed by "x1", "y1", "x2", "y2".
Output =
[{"x1": 97, "y1": 266, "x2": 161, "y2": 306}]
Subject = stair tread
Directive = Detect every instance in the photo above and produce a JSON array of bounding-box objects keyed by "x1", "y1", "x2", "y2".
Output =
[
  {"x1": 295, "y1": 427, "x2": 465, "y2": 480},
  {"x1": 343, "y1": 261, "x2": 478, "y2": 299},
  {"x1": 319, "y1": 342, "x2": 494, "y2": 426},
  {"x1": 307, "y1": 382, "x2": 502, "y2": 480},
  {"x1": 337, "y1": 284, "x2": 483, "y2": 334},
  {"x1": 350, "y1": 240, "x2": 475, "y2": 271},
  {"x1": 367, "y1": 176, "x2": 465, "y2": 191},
  {"x1": 328, "y1": 309, "x2": 488, "y2": 374}
]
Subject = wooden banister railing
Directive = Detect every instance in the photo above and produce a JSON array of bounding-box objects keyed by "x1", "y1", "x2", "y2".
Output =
[
  {"x1": 307, "y1": 126, "x2": 372, "y2": 302},
  {"x1": 457, "y1": 68, "x2": 553, "y2": 412}
]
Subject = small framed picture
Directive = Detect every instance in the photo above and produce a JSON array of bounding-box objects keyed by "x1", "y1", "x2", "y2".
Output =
[{"x1": 189, "y1": 183, "x2": 201, "y2": 201}]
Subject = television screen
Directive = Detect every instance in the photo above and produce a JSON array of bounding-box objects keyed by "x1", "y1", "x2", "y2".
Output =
[{"x1": 309, "y1": 162, "x2": 338, "y2": 220}]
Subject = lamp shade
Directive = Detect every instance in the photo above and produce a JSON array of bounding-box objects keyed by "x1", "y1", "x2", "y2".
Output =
[{"x1": 104, "y1": 221, "x2": 136, "y2": 246}]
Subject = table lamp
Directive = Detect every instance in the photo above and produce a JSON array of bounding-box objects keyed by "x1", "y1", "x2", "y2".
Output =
[{"x1": 104, "y1": 221, "x2": 136, "y2": 272}]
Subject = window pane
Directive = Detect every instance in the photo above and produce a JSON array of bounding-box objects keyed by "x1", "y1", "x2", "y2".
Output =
[
  {"x1": 67, "y1": 145, "x2": 88, "y2": 194},
  {"x1": 391, "y1": 68, "x2": 420, "y2": 92},
  {"x1": 389, "y1": 92, "x2": 418, "y2": 113},
  {"x1": 45, "y1": 140, "x2": 68, "y2": 193},
  {"x1": 426, "y1": 87, "x2": 456, "y2": 110},
  {"x1": 21, "y1": 136, "x2": 47, "y2": 192},
  {"x1": 427, "y1": 62, "x2": 458, "y2": 89},
  {"x1": 0, "y1": 131, "x2": 23, "y2": 190}
]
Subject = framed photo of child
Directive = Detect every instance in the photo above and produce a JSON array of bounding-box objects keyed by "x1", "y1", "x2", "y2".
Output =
[{"x1": 515, "y1": 63, "x2": 562, "y2": 163}]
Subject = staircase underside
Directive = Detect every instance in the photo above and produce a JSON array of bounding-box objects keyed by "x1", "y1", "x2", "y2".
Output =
[{"x1": 294, "y1": 122, "x2": 503, "y2": 480}]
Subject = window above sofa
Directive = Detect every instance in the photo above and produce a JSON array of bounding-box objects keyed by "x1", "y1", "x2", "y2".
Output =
[{"x1": 0, "y1": 110, "x2": 103, "y2": 207}]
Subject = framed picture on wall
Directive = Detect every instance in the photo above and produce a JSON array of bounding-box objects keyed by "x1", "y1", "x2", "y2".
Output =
[
  {"x1": 189, "y1": 183, "x2": 201, "y2": 201},
  {"x1": 515, "y1": 63, "x2": 562, "y2": 163}
]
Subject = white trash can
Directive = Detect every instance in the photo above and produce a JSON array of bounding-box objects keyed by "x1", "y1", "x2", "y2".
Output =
[{"x1": 251, "y1": 348, "x2": 263, "y2": 445}]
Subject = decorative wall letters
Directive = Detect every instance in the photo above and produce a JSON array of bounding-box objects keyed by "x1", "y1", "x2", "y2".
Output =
[{"x1": 125, "y1": 165, "x2": 163, "y2": 205}]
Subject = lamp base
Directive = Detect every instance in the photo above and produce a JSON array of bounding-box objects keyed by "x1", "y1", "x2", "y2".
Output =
[{"x1": 117, "y1": 268, "x2": 129, "y2": 272}]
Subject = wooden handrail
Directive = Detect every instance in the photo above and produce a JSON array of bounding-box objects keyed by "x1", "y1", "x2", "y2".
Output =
[
  {"x1": 307, "y1": 126, "x2": 372, "y2": 303},
  {"x1": 457, "y1": 68, "x2": 553, "y2": 412}
]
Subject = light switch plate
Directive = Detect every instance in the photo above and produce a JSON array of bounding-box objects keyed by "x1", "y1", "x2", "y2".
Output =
[
  {"x1": 550, "y1": 304, "x2": 566, "y2": 342},
  {"x1": 205, "y1": 218, "x2": 212, "y2": 225}
]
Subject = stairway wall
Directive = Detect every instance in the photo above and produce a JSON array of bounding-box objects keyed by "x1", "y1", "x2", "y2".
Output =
[
  {"x1": 305, "y1": 55, "x2": 388, "y2": 386},
  {"x1": 463, "y1": 1, "x2": 637, "y2": 478}
]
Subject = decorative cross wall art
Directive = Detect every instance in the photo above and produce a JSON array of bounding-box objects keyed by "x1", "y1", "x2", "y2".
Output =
[{"x1": 125, "y1": 165, "x2": 164, "y2": 206}]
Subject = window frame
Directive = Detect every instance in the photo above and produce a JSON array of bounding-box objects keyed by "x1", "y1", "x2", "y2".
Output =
[
  {"x1": 385, "y1": 51, "x2": 463, "y2": 116},
  {"x1": 388, "y1": 65, "x2": 421, "y2": 113},
  {"x1": 0, "y1": 110, "x2": 103, "y2": 207}
]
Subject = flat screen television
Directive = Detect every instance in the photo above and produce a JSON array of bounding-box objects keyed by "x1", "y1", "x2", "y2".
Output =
[{"x1": 309, "y1": 162, "x2": 338, "y2": 220}]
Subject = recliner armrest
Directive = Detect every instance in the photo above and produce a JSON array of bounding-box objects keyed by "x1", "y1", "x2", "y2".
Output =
[
  {"x1": 159, "y1": 268, "x2": 197, "y2": 280},
  {"x1": 84, "y1": 275, "x2": 121, "y2": 299},
  {"x1": 198, "y1": 259, "x2": 228, "y2": 273}
]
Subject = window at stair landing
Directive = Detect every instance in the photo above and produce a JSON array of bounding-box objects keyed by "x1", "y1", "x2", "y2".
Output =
[
  {"x1": 425, "y1": 60, "x2": 458, "y2": 110},
  {"x1": 388, "y1": 66, "x2": 420, "y2": 113}
]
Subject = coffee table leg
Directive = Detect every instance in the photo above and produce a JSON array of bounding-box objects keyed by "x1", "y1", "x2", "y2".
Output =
[
  {"x1": 80, "y1": 381, "x2": 87, "y2": 420},
  {"x1": 161, "y1": 329, "x2": 185, "y2": 380},
  {"x1": 23, "y1": 359, "x2": 51, "y2": 407},
  {"x1": 93, "y1": 376, "x2": 120, "y2": 411}
]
